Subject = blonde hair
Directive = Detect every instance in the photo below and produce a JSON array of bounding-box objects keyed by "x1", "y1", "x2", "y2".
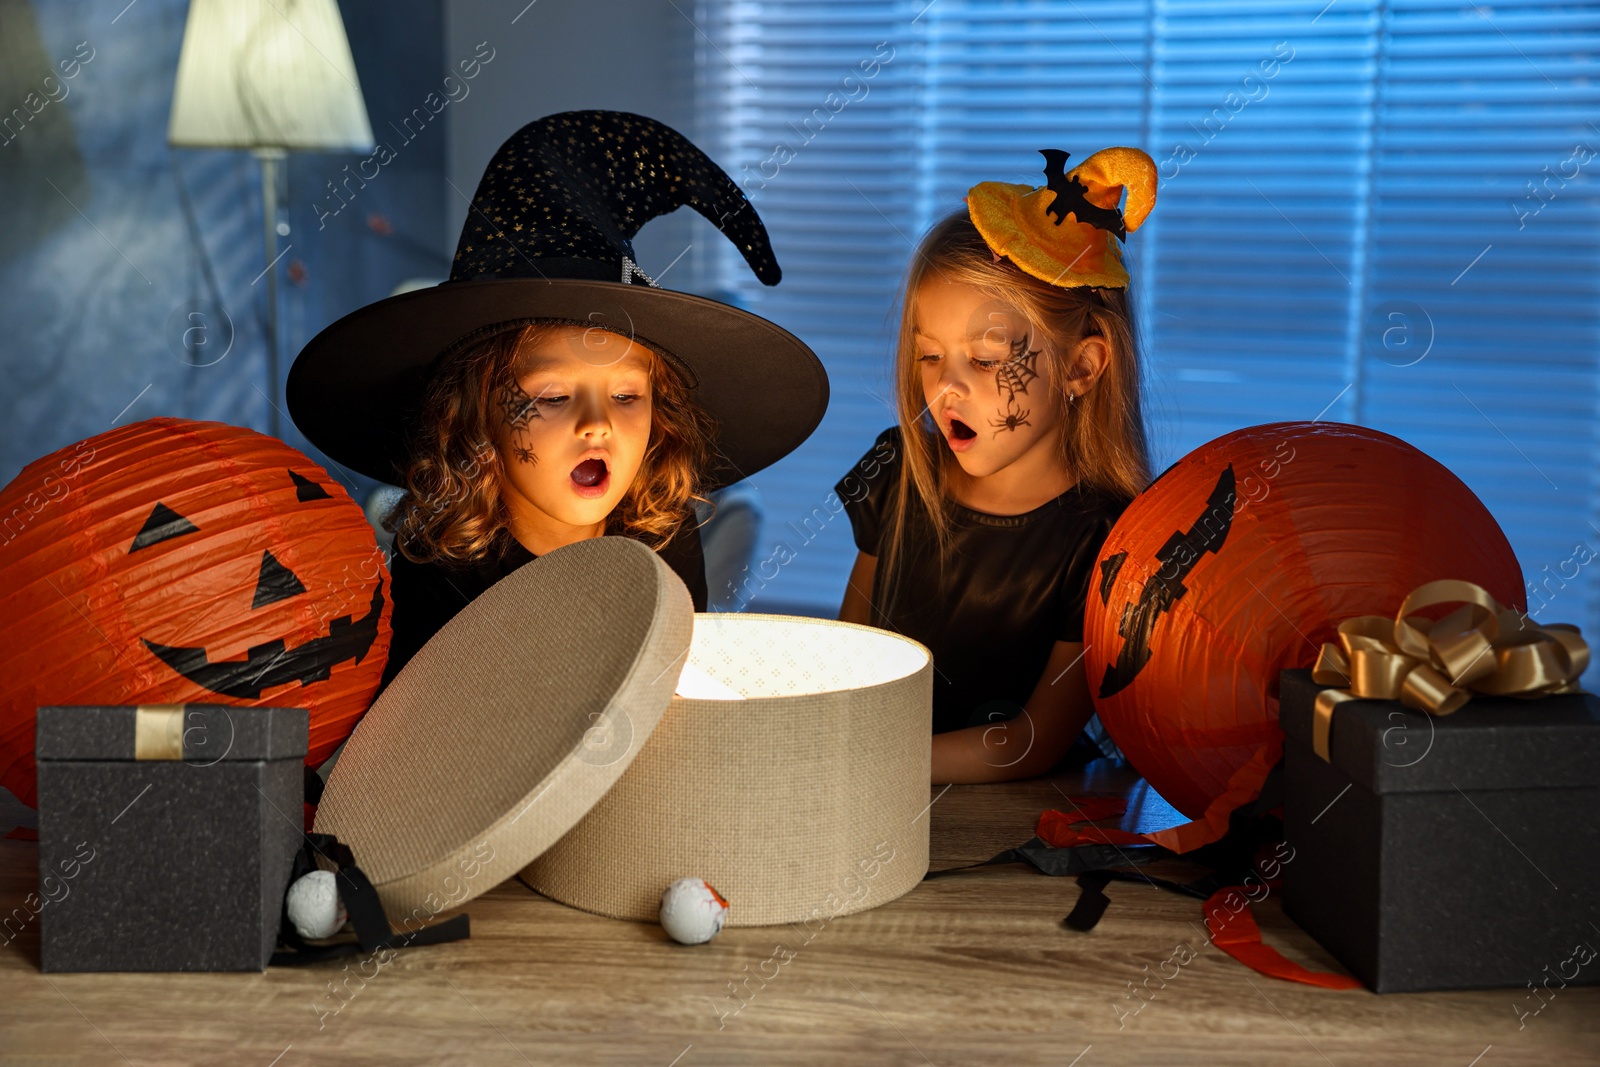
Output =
[
  {"x1": 386, "y1": 322, "x2": 714, "y2": 564},
  {"x1": 879, "y1": 210, "x2": 1151, "y2": 602}
]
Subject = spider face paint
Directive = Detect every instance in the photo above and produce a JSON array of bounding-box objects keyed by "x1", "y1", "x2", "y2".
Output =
[
  {"x1": 989, "y1": 335, "x2": 1040, "y2": 436},
  {"x1": 495, "y1": 373, "x2": 545, "y2": 465}
]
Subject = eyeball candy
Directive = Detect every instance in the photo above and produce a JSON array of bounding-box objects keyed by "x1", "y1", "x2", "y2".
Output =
[
  {"x1": 659, "y1": 877, "x2": 729, "y2": 944},
  {"x1": 286, "y1": 869, "x2": 347, "y2": 940}
]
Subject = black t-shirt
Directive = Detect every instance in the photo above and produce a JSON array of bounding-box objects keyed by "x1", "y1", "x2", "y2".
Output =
[
  {"x1": 378, "y1": 520, "x2": 708, "y2": 695},
  {"x1": 837, "y1": 426, "x2": 1128, "y2": 734}
]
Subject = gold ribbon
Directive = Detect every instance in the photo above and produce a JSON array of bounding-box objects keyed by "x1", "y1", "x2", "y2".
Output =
[
  {"x1": 134, "y1": 704, "x2": 187, "y2": 761},
  {"x1": 1309, "y1": 579, "x2": 1588, "y2": 761}
]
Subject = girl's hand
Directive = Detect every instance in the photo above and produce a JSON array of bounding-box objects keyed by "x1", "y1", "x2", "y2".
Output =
[
  {"x1": 839, "y1": 552, "x2": 1096, "y2": 784},
  {"x1": 930, "y1": 640, "x2": 1097, "y2": 784}
]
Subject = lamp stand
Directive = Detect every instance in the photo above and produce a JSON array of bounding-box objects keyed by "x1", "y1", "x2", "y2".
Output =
[{"x1": 254, "y1": 146, "x2": 287, "y2": 441}]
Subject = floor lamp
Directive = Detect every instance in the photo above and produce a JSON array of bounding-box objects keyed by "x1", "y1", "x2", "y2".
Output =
[{"x1": 166, "y1": 0, "x2": 373, "y2": 441}]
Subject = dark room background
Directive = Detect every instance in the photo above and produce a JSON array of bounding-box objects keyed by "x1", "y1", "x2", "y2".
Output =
[{"x1": 2, "y1": 0, "x2": 1596, "y2": 685}]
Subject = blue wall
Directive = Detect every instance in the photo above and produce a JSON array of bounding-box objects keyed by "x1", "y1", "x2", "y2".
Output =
[{"x1": 0, "y1": 0, "x2": 450, "y2": 507}]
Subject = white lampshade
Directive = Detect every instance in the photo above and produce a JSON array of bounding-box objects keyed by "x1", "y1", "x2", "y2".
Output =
[{"x1": 167, "y1": 0, "x2": 374, "y2": 151}]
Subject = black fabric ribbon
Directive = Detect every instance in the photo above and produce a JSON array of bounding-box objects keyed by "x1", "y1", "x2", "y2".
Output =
[
  {"x1": 924, "y1": 763, "x2": 1288, "y2": 933},
  {"x1": 270, "y1": 830, "x2": 471, "y2": 966},
  {"x1": 925, "y1": 838, "x2": 1167, "y2": 880},
  {"x1": 1061, "y1": 868, "x2": 1223, "y2": 931}
]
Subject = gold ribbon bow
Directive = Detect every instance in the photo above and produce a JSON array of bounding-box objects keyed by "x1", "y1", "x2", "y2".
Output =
[{"x1": 1308, "y1": 579, "x2": 1589, "y2": 761}]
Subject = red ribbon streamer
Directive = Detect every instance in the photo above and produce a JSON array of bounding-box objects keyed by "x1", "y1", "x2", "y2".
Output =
[
  {"x1": 1036, "y1": 810, "x2": 1149, "y2": 847},
  {"x1": 1036, "y1": 743, "x2": 1285, "y2": 855},
  {"x1": 1203, "y1": 888, "x2": 1362, "y2": 990},
  {"x1": 1037, "y1": 796, "x2": 1362, "y2": 990}
]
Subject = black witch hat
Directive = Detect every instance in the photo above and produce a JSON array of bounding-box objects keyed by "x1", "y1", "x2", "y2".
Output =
[{"x1": 286, "y1": 110, "x2": 827, "y2": 489}]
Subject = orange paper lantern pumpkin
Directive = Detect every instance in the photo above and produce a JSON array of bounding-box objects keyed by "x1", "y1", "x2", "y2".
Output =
[
  {"x1": 1084, "y1": 422, "x2": 1524, "y2": 823},
  {"x1": 0, "y1": 418, "x2": 391, "y2": 806}
]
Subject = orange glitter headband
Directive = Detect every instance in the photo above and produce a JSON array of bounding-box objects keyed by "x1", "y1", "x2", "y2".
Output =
[{"x1": 966, "y1": 147, "x2": 1158, "y2": 289}]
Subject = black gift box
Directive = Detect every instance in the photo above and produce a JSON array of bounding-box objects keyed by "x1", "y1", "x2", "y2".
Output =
[
  {"x1": 35, "y1": 704, "x2": 307, "y2": 972},
  {"x1": 1279, "y1": 668, "x2": 1600, "y2": 993}
]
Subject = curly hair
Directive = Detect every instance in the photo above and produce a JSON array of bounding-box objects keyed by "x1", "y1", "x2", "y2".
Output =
[{"x1": 385, "y1": 321, "x2": 714, "y2": 565}]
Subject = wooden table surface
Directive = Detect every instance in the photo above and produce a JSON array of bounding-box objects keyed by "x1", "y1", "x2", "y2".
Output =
[{"x1": 2, "y1": 764, "x2": 1596, "y2": 1066}]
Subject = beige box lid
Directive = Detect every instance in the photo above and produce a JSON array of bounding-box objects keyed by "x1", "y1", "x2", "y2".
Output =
[{"x1": 313, "y1": 536, "x2": 693, "y2": 921}]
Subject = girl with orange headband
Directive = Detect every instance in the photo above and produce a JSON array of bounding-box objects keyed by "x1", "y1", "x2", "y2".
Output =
[{"x1": 837, "y1": 148, "x2": 1158, "y2": 783}]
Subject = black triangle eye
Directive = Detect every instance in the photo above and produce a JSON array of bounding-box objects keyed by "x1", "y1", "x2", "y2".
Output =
[
  {"x1": 253, "y1": 550, "x2": 307, "y2": 609},
  {"x1": 289, "y1": 470, "x2": 331, "y2": 502},
  {"x1": 131, "y1": 502, "x2": 200, "y2": 552},
  {"x1": 1099, "y1": 552, "x2": 1127, "y2": 606}
]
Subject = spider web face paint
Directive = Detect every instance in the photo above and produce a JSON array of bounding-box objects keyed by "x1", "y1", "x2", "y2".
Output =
[
  {"x1": 495, "y1": 371, "x2": 542, "y2": 465},
  {"x1": 995, "y1": 335, "x2": 1040, "y2": 398},
  {"x1": 496, "y1": 373, "x2": 542, "y2": 429},
  {"x1": 991, "y1": 334, "x2": 1040, "y2": 435}
]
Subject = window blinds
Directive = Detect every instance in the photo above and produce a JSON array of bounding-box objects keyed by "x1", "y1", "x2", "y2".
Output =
[{"x1": 695, "y1": 0, "x2": 1600, "y2": 670}]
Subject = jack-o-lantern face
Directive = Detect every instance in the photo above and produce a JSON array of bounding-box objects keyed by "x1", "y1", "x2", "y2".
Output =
[
  {"x1": 0, "y1": 418, "x2": 392, "y2": 807},
  {"x1": 1083, "y1": 422, "x2": 1523, "y2": 826},
  {"x1": 132, "y1": 471, "x2": 386, "y2": 699},
  {"x1": 1095, "y1": 464, "x2": 1235, "y2": 700}
]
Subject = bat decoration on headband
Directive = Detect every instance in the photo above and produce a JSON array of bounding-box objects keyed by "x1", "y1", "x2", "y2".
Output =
[
  {"x1": 1039, "y1": 150, "x2": 1127, "y2": 240},
  {"x1": 966, "y1": 145, "x2": 1158, "y2": 289}
]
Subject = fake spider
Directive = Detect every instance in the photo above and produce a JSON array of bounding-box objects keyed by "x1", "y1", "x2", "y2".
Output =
[{"x1": 512, "y1": 445, "x2": 537, "y2": 466}]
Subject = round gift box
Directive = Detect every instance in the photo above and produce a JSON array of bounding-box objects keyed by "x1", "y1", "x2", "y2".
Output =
[{"x1": 521, "y1": 613, "x2": 933, "y2": 926}]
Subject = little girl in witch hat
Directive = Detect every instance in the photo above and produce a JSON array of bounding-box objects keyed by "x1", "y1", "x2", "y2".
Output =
[
  {"x1": 837, "y1": 147, "x2": 1157, "y2": 784},
  {"x1": 287, "y1": 111, "x2": 827, "y2": 688}
]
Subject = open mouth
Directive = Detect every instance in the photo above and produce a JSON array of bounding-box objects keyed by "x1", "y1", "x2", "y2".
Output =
[
  {"x1": 570, "y1": 456, "x2": 611, "y2": 497},
  {"x1": 944, "y1": 416, "x2": 978, "y2": 453}
]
